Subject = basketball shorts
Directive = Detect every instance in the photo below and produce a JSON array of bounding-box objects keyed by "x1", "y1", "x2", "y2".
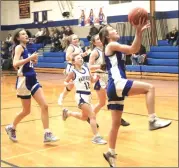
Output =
[
  {"x1": 107, "y1": 78, "x2": 133, "y2": 111},
  {"x1": 75, "y1": 91, "x2": 91, "y2": 109},
  {"x1": 94, "y1": 73, "x2": 108, "y2": 90},
  {"x1": 16, "y1": 75, "x2": 42, "y2": 99}
]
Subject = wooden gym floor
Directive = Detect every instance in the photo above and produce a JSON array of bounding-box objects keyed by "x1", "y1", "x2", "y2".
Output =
[{"x1": 1, "y1": 73, "x2": 178, "y2": 167}]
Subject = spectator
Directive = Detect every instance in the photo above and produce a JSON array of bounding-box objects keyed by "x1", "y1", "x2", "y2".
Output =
[
  {"x1": 50, "y1": 33, "x2": 62, "y2": 52},
  {"x1": 35, "y1": 28, "x2": 43, "y2": 38},
  {"x1": 80, "y1": 10, "x2": 86, "y2": 26},
  {"x1": 5, "y1": 34, "x2": 12, "y2": 43},
  {"x1": 98, "y1": 8, "x2": 105, "y2": 25},
  {"x1": 87, "y1": 23, "x2": 99, "y2": 41},
  {"x1": 166, "y1": 26, "x2": 179, "y2": 46},
  {"x1": 130, "y1": 44, "x2": 147, "y2": 65},
  {"x1": 64, "y1": 26, "x2": 73, "y2": 36},
  {"x1": 88, "y1": 9, "x2": 95, "y2": 25}
]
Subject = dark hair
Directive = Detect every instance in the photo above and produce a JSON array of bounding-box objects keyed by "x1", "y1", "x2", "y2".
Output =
[
  {"x1": 99, "y1": 25, "x2": 111, "y2": 66},
  {"x1": 12, "y1": 29, "x2": 26, "y2": 57}
]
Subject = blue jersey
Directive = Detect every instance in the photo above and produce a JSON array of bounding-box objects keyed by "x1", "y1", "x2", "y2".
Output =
[
  {"x1": 99, "y1": 13, "x2": 104, "y2": 21},
  {"x1": 105, "y1": 51, "x2": 126, "y2": 82},
  {"x1": 17, "y1": 46, "x2": 36, "y2": 77}
]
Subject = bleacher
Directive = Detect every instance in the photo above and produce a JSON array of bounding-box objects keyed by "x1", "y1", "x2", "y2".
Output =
[
  {"x1": 35, "y1": 38, "x2": 178, "y2": 80},
  {"x1": 126, "y1": 40, "x2": 179, "y2": 75}
]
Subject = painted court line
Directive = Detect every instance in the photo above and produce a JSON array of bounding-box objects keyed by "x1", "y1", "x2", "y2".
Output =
[{"x1": 3, "y1": 139, "x2": 84, "y2": 161}]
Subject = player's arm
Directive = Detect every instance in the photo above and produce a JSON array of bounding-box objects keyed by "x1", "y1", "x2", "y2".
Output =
[
  {"x1": 108, "y1": 19, "x2": 150, "y2": 55},
  {"x1": 13, "y1": 45, "x2": 37, "y2": 68},
  {"x1": 64, "y1": 71, "x2": 75, "y2": 86},
  {"x1": 90, "y1": 72, "x2": 100, "y2": 83},
  {"x1": 88, "y1": 50, "x2": 101, "y2": 71}
]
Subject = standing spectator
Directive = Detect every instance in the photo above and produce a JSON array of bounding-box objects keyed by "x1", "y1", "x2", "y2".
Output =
[
  {"x1": 80, "y1": 10, "x2": 86, "y2": 26},
  {"x1": 98, "y1": 8, "x2": 105, "y2": 25},
  {"x1": 88, "y1": 9, "x2": 95, "y2": 25}
]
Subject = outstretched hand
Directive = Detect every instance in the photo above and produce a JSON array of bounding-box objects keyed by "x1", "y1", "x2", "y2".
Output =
[{"x1": 132, "y1": 17, "x2": 151, "y2": 33}]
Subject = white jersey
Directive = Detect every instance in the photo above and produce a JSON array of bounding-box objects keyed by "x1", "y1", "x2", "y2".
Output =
[
  {"x1": 72, "y1": 65, "x2": 91, "y2": 92},
  {"x1": 93, "y1": 47, "x2": 108, "y2": 89},
  {"x1": 70, "y1": 44, "x2": 83, "y2": 54},
  {"x1": 94, "y1": 47, "x2": 104, "y2": 65}
]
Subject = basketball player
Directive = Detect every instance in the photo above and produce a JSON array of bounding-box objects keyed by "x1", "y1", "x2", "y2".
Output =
[
  {"x1": 62, "y1": 55, "x2": 107, "y2": 145},
  {"x1": 99, "y1": 20, "x2": 172, "y2": 167},
  {"x1": 5, "y1": 29, "x2": 58, "y2": 143},
  {"x1": 58, "y1": 34, "x2": 88, "y2": 105},
  {"x1": 89, "y1": 34, "x2": 130, "y2": 127}
]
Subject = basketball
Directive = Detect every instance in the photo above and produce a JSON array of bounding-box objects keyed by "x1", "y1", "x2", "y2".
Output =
[{"x1": 128, "y1": 7, "x2": 148, "y2": 25}]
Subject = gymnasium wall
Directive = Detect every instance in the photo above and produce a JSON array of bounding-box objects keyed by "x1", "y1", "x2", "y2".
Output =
[{"x1": 0, "y1": 1, "x2": 178, "y2": 40}]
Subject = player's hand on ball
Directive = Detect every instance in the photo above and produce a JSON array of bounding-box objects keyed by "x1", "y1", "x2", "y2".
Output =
[{"x1": 133, "y1": 18, "x2": 150, "y2": 33}]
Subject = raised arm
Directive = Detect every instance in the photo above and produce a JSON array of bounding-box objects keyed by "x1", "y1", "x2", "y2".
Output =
[{"x1": 108, "y1": 18, "x2": 150, "y2": 55}]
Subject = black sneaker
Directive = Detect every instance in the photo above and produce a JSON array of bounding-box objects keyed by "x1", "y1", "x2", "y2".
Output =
[
  {"x1": 121, "y1": 118, "x2": 130, "y2": 126},
  {"x1": 103, "y1": 151, "x2": 117, "y2": 167}
]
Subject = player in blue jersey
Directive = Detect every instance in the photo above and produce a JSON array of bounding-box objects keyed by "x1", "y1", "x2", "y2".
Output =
[
  {"x1": 99, "y1": 20, "x2": 172, "y2": 167},
  {"x1": 62, "y1": 54, "x2": 107, "y2": 145},
  {"x1": 89, "y1": 34, "x2": 130, "y2": 127},
  {"x1": 5, "y1": 29, "x2": 58, "y2": 144}
]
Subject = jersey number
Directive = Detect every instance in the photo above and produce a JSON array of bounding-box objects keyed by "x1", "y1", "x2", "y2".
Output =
[
  {"x1": 84, "y1": 82, "x2": 90, "y2": 90},
  {"x1": 29, "y1": 61, "x2": 34, "y2": 68}
]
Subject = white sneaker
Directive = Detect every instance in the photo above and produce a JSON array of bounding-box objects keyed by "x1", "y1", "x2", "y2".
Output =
[
  {"x1": 92, "y1": 136, "x2": 107, "y2": 145},
  {"x1": 149, "y1": 117, "x2": 172, "y2": 130},
  {"x1": 58, "y1": 94, "x2": 63, "y2": 106}
]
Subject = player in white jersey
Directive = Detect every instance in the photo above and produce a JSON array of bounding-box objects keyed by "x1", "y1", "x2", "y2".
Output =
[
  {"x1": 58, "y1": 34, "x2": 88, "y2": 105},
  {"x1": 89, "y1": 34, "x2": 130, "y2": 127},
  {"x1": 62, "y1": 54, "x2": 107, "y2": 145},
  {"x1": 99, "y1": 22, "x2": 172, "y2": 167}
]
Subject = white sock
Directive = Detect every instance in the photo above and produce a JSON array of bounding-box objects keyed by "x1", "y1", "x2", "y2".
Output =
[
  {"x1": 108, "y1": 148, "x2": 116, "y2": 155},
  {"x1": 11, "y1": 124, "x2": 15, "y2": 130},
  {"x1": 149, "y1": 113, "x2": 157, "y2": 122},
  {"x1": 44, "y1": 129, "x2": 51, "y2": 133},
  {"x1": 95, "y1": 133, "x2": 100, "y2": 137}
]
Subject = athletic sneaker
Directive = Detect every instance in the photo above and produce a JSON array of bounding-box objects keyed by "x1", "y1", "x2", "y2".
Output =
[
  {"x1": 92, "y1": 136, "x2": 107, "y2": 145},
  {"x1": 44, "y1": 132, "x2": 59, "y2": 144},
  {"x1": 58, "y1": 94, "x2": 63, "y2": 106},
  {"x1": 62, "y1": 108, "x2": 68, "y2": 121},
  {"x1": 121, "y1": 118, "x2": 130, "y2": 127},
  {"x1": 103, "y1": 151, "x2": 117, "y2": 167},
  {"x1": 149, "y1": 117, "x2": 172, "y2": 130},
  {"x1": 5, "y1": 125, "x2": 17, "y2": 142}
]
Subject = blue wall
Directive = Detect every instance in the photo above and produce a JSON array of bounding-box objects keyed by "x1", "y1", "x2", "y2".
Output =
[{"x1": 1, "y1": 10, "x2": 178, "y2": 31}]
